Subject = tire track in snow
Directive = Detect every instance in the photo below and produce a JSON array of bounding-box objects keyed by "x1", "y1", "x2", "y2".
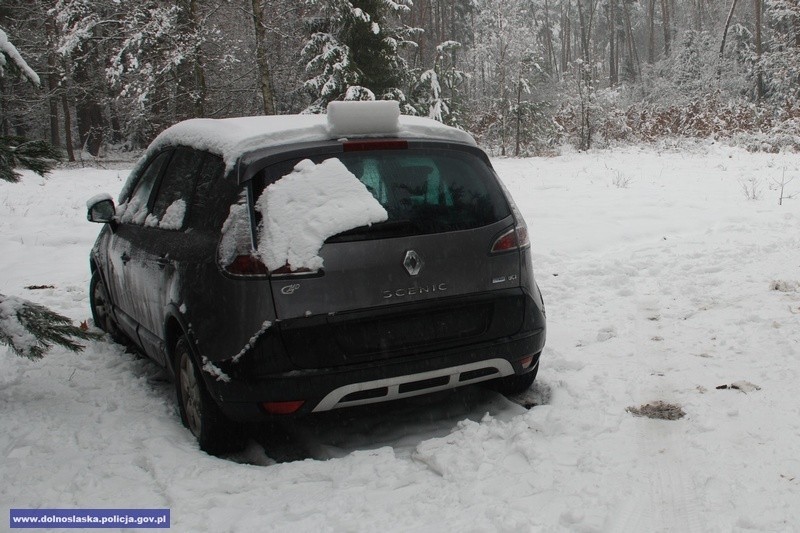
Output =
[{"x1": 608, "y1": 254, "x2": 711, "y2": 533}]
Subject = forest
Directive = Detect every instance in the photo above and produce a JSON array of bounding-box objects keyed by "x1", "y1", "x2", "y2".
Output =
[{"x1": 1, "y1": 0, "x2": 799, "y2": 159}]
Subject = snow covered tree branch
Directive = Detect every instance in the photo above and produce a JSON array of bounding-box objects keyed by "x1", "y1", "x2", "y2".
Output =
[
  {"x1": 0, "y1": 137, "x2": 62, "y2": 183},
  {"x1": 0, "y1": 28, "x2": 40, "y2": 86},
  {"x1": 0, "y1": 294, "x2": 97, "y2": 360}
]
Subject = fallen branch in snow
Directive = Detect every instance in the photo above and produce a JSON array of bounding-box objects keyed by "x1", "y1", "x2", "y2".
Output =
[{"x1": 0, "y1": 293, "x2": 97, "y2": 359}]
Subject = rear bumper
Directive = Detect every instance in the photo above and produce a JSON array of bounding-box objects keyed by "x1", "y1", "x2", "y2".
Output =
[{"x1": 208, "y1": 324, "x2": 544, "y2": 422}]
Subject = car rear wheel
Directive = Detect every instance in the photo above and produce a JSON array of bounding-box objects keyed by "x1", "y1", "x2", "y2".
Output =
[
  {"x1": 174, "y1": 336, "x2": 244, "y2": 455},
  {"x1": 89, "y1": 270, "x2": 127, "y2": 344},
  {"x1": 489, "y1": 360, "x2": 539, "y2": 395}
]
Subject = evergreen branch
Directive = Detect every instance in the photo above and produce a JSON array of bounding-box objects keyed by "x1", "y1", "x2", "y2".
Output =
[
  {"x1": 0, "y1": 137, "x2": 62, "y2": 181},
  {"x1": 0, "y1": 294, "x2": 99, "y2": 360}
]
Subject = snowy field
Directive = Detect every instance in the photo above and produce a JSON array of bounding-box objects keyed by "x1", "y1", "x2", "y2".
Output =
[{"x1": 2, "y1": 143, "x2": 800, "y2": 532}]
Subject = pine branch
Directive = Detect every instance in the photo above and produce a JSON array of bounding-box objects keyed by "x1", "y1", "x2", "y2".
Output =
[
  {"x1": 0, "y1": 137, "x2": 62, "y2": 182},
  {"x1": 0, "y1": 294, "x2": 98, "y2": 360},
  {"x1": 0, "y1": 142, "x2": 22, "y2": 182}
]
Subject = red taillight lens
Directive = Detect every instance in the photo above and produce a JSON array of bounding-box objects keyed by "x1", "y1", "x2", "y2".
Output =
[
  {"x1": 261, "y1": 400, "x2": 305, "y2": 415},
  {"x1": 343, "y1": 140, "x2": 408, "y2": 152},
  {"x1": 518, "y1": 355, "x2": 535, "y2": 369},
  {"x1": 491, "y1": 228, "x2": 518, "y2": 253},
  {"x1": 225, "y1": 255, "x2": 268, "y2": 276},
  {"x1": 490, "y1": 225, "x2": 530, "y2": 254}
]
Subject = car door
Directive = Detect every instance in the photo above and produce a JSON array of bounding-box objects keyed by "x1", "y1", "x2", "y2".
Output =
[
  {"x1": 130, "y1": 147, "x2": 207, "y2": 364},
  {"x1": 106, "y1": 151, "x2": 172, "y2": 346}
]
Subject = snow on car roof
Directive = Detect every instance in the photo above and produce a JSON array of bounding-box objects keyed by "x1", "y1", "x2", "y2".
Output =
[{"x1": 143, "y1": 102, "x2": 477, "y2": 175}]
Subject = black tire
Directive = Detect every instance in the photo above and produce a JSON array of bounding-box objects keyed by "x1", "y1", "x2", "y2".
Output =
[
  {"x1": 89, "y1": 270, "x2": 127, "y2": 344},
  {"x1": 174, "y1": 336, "x2": 244, "y2": 455},
  {"x1": 489, "y1": 363, "x2": 539, "y2": 395}
]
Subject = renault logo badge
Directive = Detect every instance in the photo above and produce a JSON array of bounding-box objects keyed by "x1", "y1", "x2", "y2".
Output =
[{"x1": 403, "y1": 250, "x2": 423, "y2": 276}]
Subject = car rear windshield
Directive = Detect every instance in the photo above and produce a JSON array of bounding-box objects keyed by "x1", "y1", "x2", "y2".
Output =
[{"x1": 252, "y1": 148, "x2": 511, "y2": 241}]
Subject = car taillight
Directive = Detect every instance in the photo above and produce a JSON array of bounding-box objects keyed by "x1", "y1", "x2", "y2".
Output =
[
  {"x1": 261, "y1": 400, "x2": 305, "y2": 415},
  {"x1": 490, "y1": 225, "x2": 530, "y2": 254},
  {"x1": 343, "y1": 140, "x2": 408, "y2": 152},
  {"x1": 225, "y1": 255, "x2": 269, "y2": 276}
]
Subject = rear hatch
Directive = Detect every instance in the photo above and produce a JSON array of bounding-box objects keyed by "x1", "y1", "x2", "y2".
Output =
[{"x1": 256, "y1": 144, "x2": 526, "y2": 368}]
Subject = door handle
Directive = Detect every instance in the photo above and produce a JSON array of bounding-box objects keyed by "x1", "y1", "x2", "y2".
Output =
[
  {"x1": 121, "y1": 252, "x2": 131, "y2": 264},
  {"x1": 155, "y1": 256, "x2": 170, "y2": 269}
]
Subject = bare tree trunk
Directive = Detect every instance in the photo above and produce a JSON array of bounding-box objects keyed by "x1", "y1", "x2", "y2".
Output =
[
  {"x1": 577, "y1": 0, "x2": 590, "y2": 64},
  {"x1": 694, "y1": 0, "x2": 703, "y2": 31},
  {"x1": 0, "y1": 78, "x2": 8, "y2": 137},
  {"x1": 620, "y1": 0, "x2": 639, "y2": 81},
  {"x1": 754, "y1": 0, "x2": 764, "y2": 100},
  {"x1": 514, "y1": 78, "x2": 522, "y2": 156},
  {"x1": 45, "y1": 18, "x2": 61, "y2": 148},
  {"x1": 251, "y1": 0, "x2": 276, "y2": 115},
  {"x1": 543, "y1": 0, "x2": 558, "y2": 79},
  {"x1": 661, "y1": 0, "x2": 672, "y2": 56},
  {"x1": 561, "y1": 0, "x2": 571, "y2": 74},
  {"x1": 175, "y1": 0, "x2": 206, "y2": 118},
  {"x1": 61, "y1": 91, "x2": 75, "y2": 162},
  {"x1": 718, "y1": 0, "x2": 740, "y2": 83},
  {"x1": 608, "y1": 0, "x2": 618, "y2": 86},
  {"x1": 576, "y1": 0, "x2": 596, "y2": 150},
  {"x1": 647, "y1": 0, "x2": 656, "y2": 63}
]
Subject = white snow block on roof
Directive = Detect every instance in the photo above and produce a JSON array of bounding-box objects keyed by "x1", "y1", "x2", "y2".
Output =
[{"x1": 326, "y1": 100, "x2": 400, "y2": 137}]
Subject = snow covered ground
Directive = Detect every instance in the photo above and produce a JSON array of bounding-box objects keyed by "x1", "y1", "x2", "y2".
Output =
[{"x1": 2, "y1": 143, "x2": 800, "y2": 532}]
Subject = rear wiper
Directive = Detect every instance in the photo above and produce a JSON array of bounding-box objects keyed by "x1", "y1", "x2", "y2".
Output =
[{"x1": 326, "y1": 219, "x2": 418, "y2": 242}]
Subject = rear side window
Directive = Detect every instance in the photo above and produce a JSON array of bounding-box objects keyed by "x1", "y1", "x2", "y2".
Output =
[
  {"x1": 188, "y1": 154, "x2": 231, "y2": 232},
  {"x1": 147, "y1": 147, "x2": 205, "y2": 230},
  {"x1": 253, "y1": 148, "x2": 510, "y2": 240}
]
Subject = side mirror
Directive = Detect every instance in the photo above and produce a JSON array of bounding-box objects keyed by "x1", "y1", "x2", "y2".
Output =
[{"x1": 87, "y1": 194, "x2": 116, "y2": 223}]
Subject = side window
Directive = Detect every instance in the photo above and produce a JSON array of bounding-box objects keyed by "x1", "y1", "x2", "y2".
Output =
[
  {"x1": 118, "y1": 151, "x2": 170, "y2": 225},
  {"x1": 188, "y1": 154, "x2": 231, "y2": 232},
  {"x1": 148, "y1": 147, "x2": 204, "y2": 230}
]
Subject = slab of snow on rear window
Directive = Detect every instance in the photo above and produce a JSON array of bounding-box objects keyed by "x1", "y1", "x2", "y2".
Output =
[{"x1": 255, "y1": 158, "x2": 388, "y2": 271}]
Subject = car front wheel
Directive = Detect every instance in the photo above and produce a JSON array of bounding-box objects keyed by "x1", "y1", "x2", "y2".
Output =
[
  {"x1": 89, "y1": 270, "x2": 127, "y2": 344},
  {"x1": 174, "y1": 336, "x2": 243, "y2": 455}
]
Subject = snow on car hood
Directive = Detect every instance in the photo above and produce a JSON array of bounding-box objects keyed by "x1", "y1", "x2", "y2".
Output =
[{"x1": 255, "y1": 158, "x2": 388, "y2": 271}]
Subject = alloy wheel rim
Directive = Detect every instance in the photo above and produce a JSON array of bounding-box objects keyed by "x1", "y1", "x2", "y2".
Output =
[
  {"x1": 179, "y1": 352, "x2": 202, "y2": 437},
  {"x1": 93, "y1": 280, "x2": 113, "y2": 332}
]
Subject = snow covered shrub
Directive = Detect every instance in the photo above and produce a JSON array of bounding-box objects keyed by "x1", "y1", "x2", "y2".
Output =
[{"x1": 740, "y1": 177, "x2": 762, "y2": 200}]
